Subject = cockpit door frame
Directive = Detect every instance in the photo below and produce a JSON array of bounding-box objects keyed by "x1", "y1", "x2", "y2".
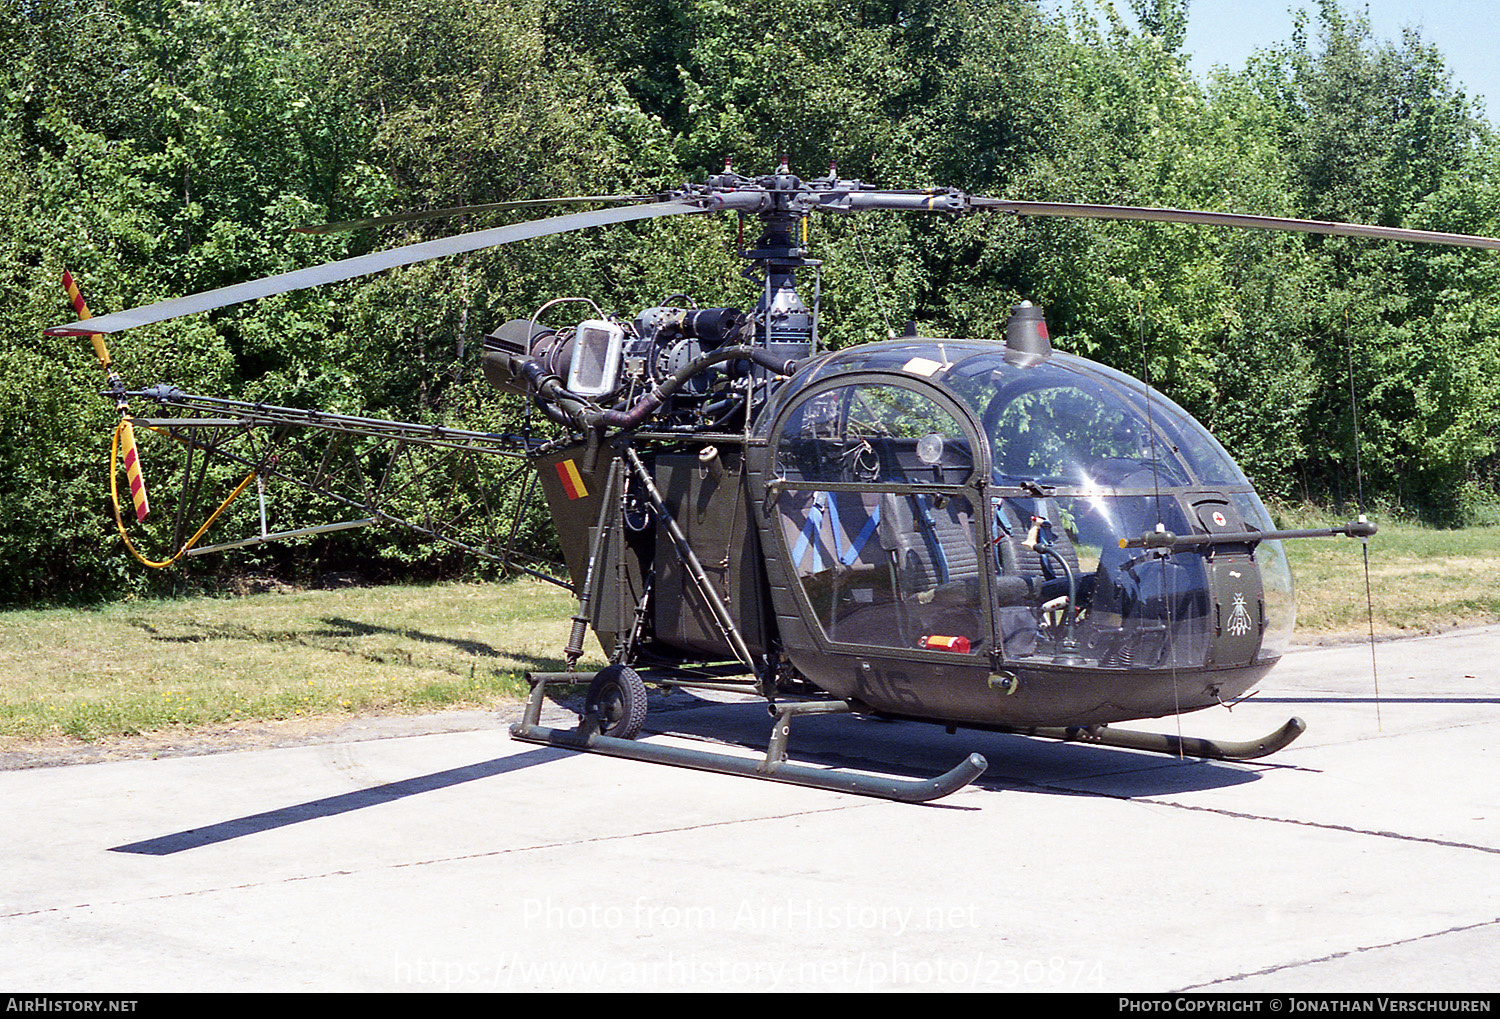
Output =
[{"x1": 763, "y1": 369, "x2": 999, "y2": 662}]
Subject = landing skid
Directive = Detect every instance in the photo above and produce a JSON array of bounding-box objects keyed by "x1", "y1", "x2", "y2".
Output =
[
  {"x1": 509, "y1": 672, "x2": 988, "y2": 803},
  {"x1": 1001, "y1": 717, "x2": 1307, "y2": 761}
]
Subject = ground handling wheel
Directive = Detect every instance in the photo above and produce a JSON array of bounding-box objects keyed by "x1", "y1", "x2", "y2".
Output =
[{"x1": 583, "y1": 664, "x2": 648, "y2": 740}]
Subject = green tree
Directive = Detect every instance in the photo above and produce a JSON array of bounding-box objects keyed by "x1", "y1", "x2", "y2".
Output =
[{"x1": 1231, "y1": 1, "x2": 1500, "y2": 519}]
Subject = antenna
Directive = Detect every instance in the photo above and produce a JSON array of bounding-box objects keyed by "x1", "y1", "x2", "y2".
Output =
[{"x1": 1345, "y1": 308, "x2": 1382, "y2": 730}]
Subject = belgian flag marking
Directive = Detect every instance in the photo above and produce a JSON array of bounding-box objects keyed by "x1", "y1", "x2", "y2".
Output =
[{"x1": 556, "y1": 459, "x2": 589, "y2": 500}]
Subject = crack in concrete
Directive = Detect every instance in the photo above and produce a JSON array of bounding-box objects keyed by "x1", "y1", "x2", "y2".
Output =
[
  {"x1": 1179, "y1": 916, "x2": 1500, "y2": 990},
  {"x1": 1120, "y1": 794, "x2": 1500, "y2": 857}
]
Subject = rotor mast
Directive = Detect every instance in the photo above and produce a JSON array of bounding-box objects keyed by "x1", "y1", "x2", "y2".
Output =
[
  {"x1": 682, "y1": 157, "x2": 820, "y2": 356},
  {"x1": 674, "y1": 159, "x2": 979, "y2": 357}
]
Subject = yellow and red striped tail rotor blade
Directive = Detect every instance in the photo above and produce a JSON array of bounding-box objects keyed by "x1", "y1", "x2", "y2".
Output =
[
  {"x1": 118, "y1": 420, "x2": 150, "y2": 522},
  {"x1": 64, "y1": 271, "x2": 150, "y2": 521},
  {"x1": 61, "y1": 270, "x2": 110, "y2": 369}
]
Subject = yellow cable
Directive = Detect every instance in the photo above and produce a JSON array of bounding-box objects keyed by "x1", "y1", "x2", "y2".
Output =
[{"x1": 110, "y1": 418, "x2": 259, "y2": 568}]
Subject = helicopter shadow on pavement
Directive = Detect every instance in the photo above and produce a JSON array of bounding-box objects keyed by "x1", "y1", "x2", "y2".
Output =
[
  {"x1": 643, "y1": 694, "x2": 1270, "y2": 801},
  {"x1": 107, "y1": 745, "x2": 574, "y2": 856},
  {"x1": 99, "y1": 687, "x2": 1267, "y2": 858}
]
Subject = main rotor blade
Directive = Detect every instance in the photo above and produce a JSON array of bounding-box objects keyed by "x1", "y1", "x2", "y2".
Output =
[
  {"x1": 293, "y1": 194, "x2": 660, "y2": 235},
  {"x1": 971, "y1": 199, "x2": 1500, "y2": 251},
  {"x1": 46, "y1": 200, "x2": 705, "y2": 337}
]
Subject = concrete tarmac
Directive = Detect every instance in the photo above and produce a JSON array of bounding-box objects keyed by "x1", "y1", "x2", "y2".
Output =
[{"x1": 3, "y1": 628, "x2": 1499, "y2": 992}]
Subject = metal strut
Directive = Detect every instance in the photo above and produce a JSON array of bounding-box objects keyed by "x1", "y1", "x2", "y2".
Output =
[
  {"x1": 619, "y1": 445, "x2": 757, "y2": 673},
  {"x1": 510, "y1": 674, "x2": 988, "y2": 803},
  {"x1": 564, "y1": 456, "x2": 623, "y2": 671}
]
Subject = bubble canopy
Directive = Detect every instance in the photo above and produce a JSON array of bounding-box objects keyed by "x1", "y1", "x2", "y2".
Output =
[
  {"x1": 760, "y1": 339, "x2": 1295, "y2": 669},
  {"x1": 768, "y1": 340, "x2": 1252, "y2": 492}
]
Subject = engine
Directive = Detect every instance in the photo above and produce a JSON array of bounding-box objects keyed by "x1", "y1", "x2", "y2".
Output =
[{"x1": 481, "y1": 301, "x2": 778, "y2": 431}]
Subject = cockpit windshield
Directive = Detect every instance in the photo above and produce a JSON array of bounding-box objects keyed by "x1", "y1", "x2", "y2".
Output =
[{"x1": 942, "y1": 352, "x2": 1251, "y2": 492}]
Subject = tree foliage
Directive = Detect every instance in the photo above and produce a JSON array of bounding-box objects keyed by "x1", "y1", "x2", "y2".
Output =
[{"x1": 3, "y1": 0, "x2": 1499, "y2": 603}]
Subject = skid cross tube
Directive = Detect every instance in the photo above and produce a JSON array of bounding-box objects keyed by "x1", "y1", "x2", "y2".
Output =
[{"x1": 510, "y1": 674, "x2": 987, "y2": 803}]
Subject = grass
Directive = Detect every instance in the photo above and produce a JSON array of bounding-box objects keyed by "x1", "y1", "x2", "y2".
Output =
[
  {"x1": 1283, "y1": 517, "x2": 1500, "y2": 638},
  {"x1": 0, "y1": 577, "x2": 604, "y2": 745},
  {"x1": 2, "y1": 513, "x2": 1497, "y2": 746}
]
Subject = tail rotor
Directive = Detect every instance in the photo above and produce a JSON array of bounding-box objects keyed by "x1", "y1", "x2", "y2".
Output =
[{"x1": 63, "y1": 270, "x2": 150, "y2": 523}]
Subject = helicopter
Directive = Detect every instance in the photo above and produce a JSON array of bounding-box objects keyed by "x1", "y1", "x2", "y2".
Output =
[{"x1": 47, "y1": 160, "x2": 1500, "y2": 803}]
